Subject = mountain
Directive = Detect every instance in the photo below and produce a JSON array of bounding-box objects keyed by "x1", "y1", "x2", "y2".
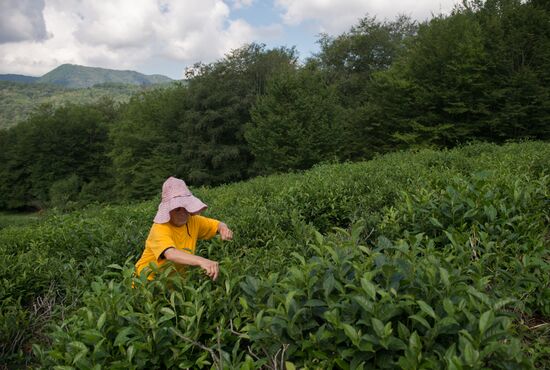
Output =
[
  {"x1": 0, "y1": 74, "x2": 39, "y2": 83},
  {"x1": 37, "y1": 64, "x2": 173, "y2": 88}
]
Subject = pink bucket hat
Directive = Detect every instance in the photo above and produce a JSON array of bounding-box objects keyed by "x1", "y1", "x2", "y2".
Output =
[{"x1": 153, "y1": 177, "x2": 207, "y2": 223}]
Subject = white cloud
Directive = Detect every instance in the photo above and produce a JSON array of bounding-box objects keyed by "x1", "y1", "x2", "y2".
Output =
[
  {"x1": 154, "y1": 0, "x2": 233, "y2": 61},
  {"x1": 276, "y1": 0, "x2": 461, "y2": 34},
  {"x1": 0, "y1": 0, "x2": 48, "y2": 43},
  {"x1": 73, "y1": 0, "x2": 158, "y2": 48},
  {"x1": 0, "y1": 0, "x2": 261, "y2": 78}
]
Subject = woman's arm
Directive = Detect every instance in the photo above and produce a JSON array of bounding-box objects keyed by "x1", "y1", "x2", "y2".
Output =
[{"x1": 163, "y1": 247, "x2": 219, "y2": 280}]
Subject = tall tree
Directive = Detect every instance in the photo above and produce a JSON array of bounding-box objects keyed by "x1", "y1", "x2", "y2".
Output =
[
  {"x1": 315, "y1": 15, "x2": 417, "y2": 106},
  {"x1": 109, "y1": 85, "x2": 187, "y2": 200},
  {"x1": 366, "y1": 0, "x2": 550, "y2": 148},
  {"x1": 176, "y1": 43, "x2": 298, "y2": 185},
  {"x1": 471, "y1": 0, "x2": 550, "y2": 140},
  {"x1": 313, "y1": 15, "x2": 418, "y2": 158},
  {"x1": 0, "y1": 100, "x2": 116, "y2": 210},
  {"x1": 245, "y1": 64, "x2": 344, "y2": 174},
  {"x1": 377, "y1": 11, "x2": 490, "y2": 147}
]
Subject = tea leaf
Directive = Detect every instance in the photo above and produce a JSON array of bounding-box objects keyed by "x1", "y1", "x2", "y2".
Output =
[
  {"x1": 114, "y1": 327, "x2": 135, "y2": 347},
  {"x1": 372, "y1": 318, "x2": 385, "y2": 338},
  {"x1": 285, "y1": 362, "x2": 297, "y2": 370},
  {"x1": 439, "y1": 267, "x2": 450, "y2": 287},
  {"x1": 409, "y1": 331, "x2": 422, "y2": 352},
  {"x1": 96, "y1": 312, "x2": 106, "y2": 331},
  {"x1": 410, "y1": 315, "x2": 431, "y2": 330},
  {"x1": 343, "y1": 323, "x2": 360, "y2": 345},
  {"x1": 360, "y1": 278, "x2": 377, "y2": 300},
  {"x1": 430, "y1": 217, "x2": 443, "y2": 228},
  {"x1": 463, "y1": 341, "x2": 479, "y2": 366},
  {"x1": 324, "y1": 274, "x2": 335, "y2": 296},
  {"x1": 478, "y1": 310, "x2": 494, "y2": 334},
  {"x1": 127, "y1": 344, "x2": 135, "y2": 363},
  {"x1": 417, "y1": 300, "x2": 437, "y2": 320},
  {"x1": 443, "y1": 298, "x2": 455, "y2": 316}
]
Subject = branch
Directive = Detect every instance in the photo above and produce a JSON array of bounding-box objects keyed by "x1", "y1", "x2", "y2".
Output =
[{"x1": 170, "y1": 328, "x2": 220, "y2": 369}]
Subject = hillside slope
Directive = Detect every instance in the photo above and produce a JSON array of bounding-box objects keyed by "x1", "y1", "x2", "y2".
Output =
[
  {"x1": 1, "y1": 142, "x2": 549, "y2": 368},
  {"x1": 37, "y1": 64, "x2": 173, "y2": 88},
  {"x1": 0, "y1": 74, "x2": 39, "y2": 83}
]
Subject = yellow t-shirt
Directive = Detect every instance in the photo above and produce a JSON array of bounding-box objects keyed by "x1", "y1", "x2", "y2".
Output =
[{"x1": 135, "y1": 215, "x2": 220, "y2": 277}]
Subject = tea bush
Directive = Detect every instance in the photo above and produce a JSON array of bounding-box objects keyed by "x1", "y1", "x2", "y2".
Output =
[
  {"x1": 378, "y1": 172, "x2": 550, "y2": 316},
  {"x1": 241, "y1": 228, "x2": 530, "y2": 369},
  {"x1": 1, "y1": 141, "x2": 549, "y2": 368}
]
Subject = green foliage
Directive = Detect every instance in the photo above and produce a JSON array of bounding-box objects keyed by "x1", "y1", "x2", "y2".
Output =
[
  {"x1": 242, "y1": 229, "x2": 530, "y2": 369},
  {"x1": 379, "y1": 173, "x2": 550, "y2": 315},
  {"x1": 312, "y1": 15, "x2": 418, "y2": 159},
  {"x1": 49, "y1": 174, "x2": 82, "y2": 211},
  {"x1": 176, "y1": 43, "x2": 298, "y2": 186},
  {"x1": 368, "y1": 11, "x2": 490, "y2": 148},
  {"x1": 108, "y1": 85, "x2": 187, "y2": 200},
  {"x1": 106, "y1": 43, "x2": 299, "y2": 200},
  {"x1": 245, "y1": 65, "x2": 344, "y2": 174},
  {"x1": 315, "y1": 14, "x2": 417, "y2": 102},
  {"x1": 0, "y1": 100, "x2": 117, "y2": 210},
  {"x1": 471, "y1": 0, "x2": 550, "y2": 140},
  {"x1": 367, "y1": 0, "x2": 550, "y2": 149},
  {"x1": 0, "y1": 81, "x2": 146, "y2": 129},
  {"x1": 0, "y1": 211, "x2": 43, "y2": 230},
  {"x1": 1, "y1": 142, "x2": 548, "y2": 368},
  {"x1": 0, "y1": 73, "x2": 38, "y2": 83}
]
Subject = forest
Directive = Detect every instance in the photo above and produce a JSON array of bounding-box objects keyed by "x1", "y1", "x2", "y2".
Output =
[{"x1": 0, "y1": 0, "x2": 548, "y2": 211}]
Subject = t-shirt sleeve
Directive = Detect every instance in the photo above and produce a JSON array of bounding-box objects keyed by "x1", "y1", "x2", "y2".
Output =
[
  {"x1": 195, "y1": 215, "x2": 220, "y2": 240},
  {"x1": 147, "y1": 224, "x2": 176, "y2": 262}
]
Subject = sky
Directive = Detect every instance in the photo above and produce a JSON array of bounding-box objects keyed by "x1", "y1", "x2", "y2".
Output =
[{"x1": 0, "y1": 0, "x2": 461, "y2": 80}]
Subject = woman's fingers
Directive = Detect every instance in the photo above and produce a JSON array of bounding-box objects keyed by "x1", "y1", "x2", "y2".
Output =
[
  {"x1": 212, "y1": 265, "x2": 218, "y2": 280},
  {"x1": 201, "y1": 260, "x2": 219, "y2": 280},
  {"x1": 209, "y1": 264, "x2": 218, "y2": 280},
  {"x1": 221, "y1": 227, "x2": 233, "y2": 240},
  {"x1": 218, "y1": 223, "x2": 233, "y2": 241}
]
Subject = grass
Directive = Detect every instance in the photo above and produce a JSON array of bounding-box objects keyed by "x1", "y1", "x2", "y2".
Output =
[{"x1": 0, "y1": 211, "x2": 44, "y2": 230}]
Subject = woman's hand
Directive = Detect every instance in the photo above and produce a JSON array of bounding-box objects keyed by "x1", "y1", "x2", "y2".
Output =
[
  {"x1": 218, "y1": 222, "x2": 233, "y2": 241},
  {"x1": 199, "y1": 258, "x2": 219, "y2": 280}
]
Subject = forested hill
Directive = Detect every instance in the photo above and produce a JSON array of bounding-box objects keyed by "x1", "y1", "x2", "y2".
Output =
[
  {"x1": 0, "y1": 64, "x2": 177, "y2": 129},
  {"x1": 37, "y1": 64, "x2": 173, "y2": 88},
  {"x1": 0, "y1": 81, "x2": 149, "y2": 129},
  {"x1": 0, "y1": 74, "x2": 39, "y2": 83}
]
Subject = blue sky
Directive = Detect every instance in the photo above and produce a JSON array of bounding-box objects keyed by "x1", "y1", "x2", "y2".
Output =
[
  {"x1": 0, "y1": 0, "x2": 461, "y2": 79},
  {"x1": 228, "y1": 1, "x2": 319, "y2": 57}
]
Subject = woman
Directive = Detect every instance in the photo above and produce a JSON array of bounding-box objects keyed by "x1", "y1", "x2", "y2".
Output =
[{"x1": 135, "y1": 177, "x2": 233, "y2": 280}]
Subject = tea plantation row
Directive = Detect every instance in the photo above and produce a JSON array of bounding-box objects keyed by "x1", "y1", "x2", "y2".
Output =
[{"x1": 0, "y1": 142, "x2": 548, "y2": 369}]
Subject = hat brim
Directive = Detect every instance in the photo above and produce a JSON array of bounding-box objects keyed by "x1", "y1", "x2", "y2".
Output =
[{"x1": 153, "y1": 195, "x2": 207, "y2": 224}]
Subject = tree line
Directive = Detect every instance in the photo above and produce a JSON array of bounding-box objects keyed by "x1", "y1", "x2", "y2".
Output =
[{"x1": 0, "y1": 0, "x2": 548, "y2": 211}]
